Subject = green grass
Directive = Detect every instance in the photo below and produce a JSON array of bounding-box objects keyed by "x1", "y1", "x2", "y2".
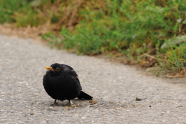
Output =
[
  {"x1": 42, "y1": 0, "x2": 186, "y2": 76},
  {"x1": 0, "y1": 0, "x2": 35, "y2": 23}
]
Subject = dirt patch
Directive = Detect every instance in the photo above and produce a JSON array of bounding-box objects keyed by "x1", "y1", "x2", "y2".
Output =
[{"x1": 0, "y1": 24, "x2": 48, "y2": 46}]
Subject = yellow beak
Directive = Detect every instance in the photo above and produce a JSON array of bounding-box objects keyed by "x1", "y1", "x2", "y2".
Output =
[{"x1": 45, "y1": 67, "x2": 54, "y2": 71}]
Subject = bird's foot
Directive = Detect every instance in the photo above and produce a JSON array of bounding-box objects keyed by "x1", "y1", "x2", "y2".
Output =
[
  {"x1": 50, "y1": 99, "x2": 57, "y2": 106},
  {"x1": 65, "y1": 100, "x2": 75, "y2": 107},
  {"x1": 50, "y1": 103, "x2": 57, "y2": 106},
  {"x1": 65, "y1": 103, "x2": 76, "y2": 108},
  {"x1": 66, "y1": 102, "x2": 71, "y2": 106},
  {"x1": 65, "y1": 101, "x2": 71, "y2": 109},
  {"x1": 69, "y1": 101, "x2": 76, "y2": 107},
  {"x1": 71, "y1": 104, "x2": 76, "y2": 108}
]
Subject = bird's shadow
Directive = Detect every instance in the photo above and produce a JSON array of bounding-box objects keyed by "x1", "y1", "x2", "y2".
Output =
[
  {"x1": 45, "y1": 99, "x2": 93, "y2": 107},
  {"x1": 41, "y1": 99, "x2": 142, "y2": 111}
]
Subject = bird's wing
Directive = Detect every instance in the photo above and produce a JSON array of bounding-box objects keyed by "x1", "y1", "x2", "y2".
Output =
[
  {"x1": 61, "y1": 64, "x2": 82, "y2": 90},
  {"x1": 69, "y1": 71, "x2": 82, "y2": 90}
]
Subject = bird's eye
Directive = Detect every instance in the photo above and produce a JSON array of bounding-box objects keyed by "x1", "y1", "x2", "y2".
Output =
[{"x1": 56, "y1": 68, "x2": 59, "y2": 71}]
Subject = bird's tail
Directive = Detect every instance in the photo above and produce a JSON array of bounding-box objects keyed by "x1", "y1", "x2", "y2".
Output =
[{"x1": 78, "y1": 91, "x2": 93, "y2": 100}]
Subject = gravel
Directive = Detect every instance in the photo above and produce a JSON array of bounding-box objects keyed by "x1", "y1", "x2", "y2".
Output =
[{"x1": 0, "y1": 35, "x2": 186, "y2": 124}]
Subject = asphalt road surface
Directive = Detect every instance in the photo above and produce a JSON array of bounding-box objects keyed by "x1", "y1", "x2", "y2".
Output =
[{"x1": 0, "y1": 35, "x2": 186, "y2": 124}]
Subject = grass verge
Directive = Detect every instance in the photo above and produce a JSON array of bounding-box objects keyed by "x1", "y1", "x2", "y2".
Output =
[{"x1": 1, "y1": 0, "x2": 186, "y2": 77}]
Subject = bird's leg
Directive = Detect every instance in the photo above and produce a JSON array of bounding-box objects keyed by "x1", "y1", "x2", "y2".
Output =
[
  {"x1": 66, "y1": 100, "x2": 71, "y2": 106},
  {"x1": 51, "y1": 99, "x2": 57, "y2": 106},
  {"x1": 66, "y1": 100, "x2": 76, "y2": 107},
  {"x1": 54, "y1": 99, "x2": 57, "y2": 105}
]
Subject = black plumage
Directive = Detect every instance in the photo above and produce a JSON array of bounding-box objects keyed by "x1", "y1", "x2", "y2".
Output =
[{"x1": 43, "y1": 63, "x2": 93, "y2": 105}]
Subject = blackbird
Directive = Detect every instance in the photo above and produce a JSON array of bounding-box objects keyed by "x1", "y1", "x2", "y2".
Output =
[{"x1": 43, "y1": 63, "x2": 93, "y2": 105}]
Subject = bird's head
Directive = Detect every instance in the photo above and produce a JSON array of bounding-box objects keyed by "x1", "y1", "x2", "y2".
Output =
[{"x1": 45, "y1": 63, "x2": 62, "y2": 76}]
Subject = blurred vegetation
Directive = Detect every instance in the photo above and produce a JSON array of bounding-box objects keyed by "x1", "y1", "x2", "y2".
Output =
[{"x1": 1, "y1": 0, "x2": 186, "y2": 77}]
